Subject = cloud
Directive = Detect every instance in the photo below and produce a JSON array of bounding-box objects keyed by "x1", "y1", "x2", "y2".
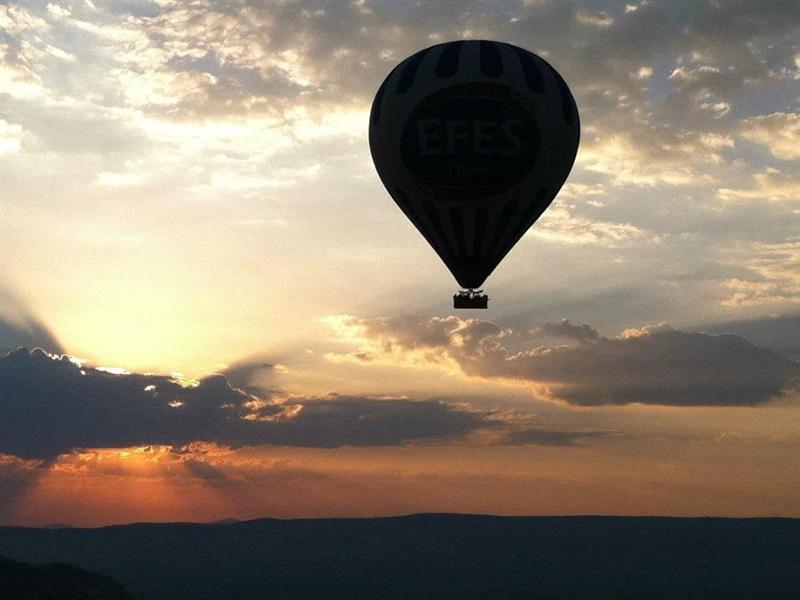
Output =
[
  {"x1": 717, "y1": 168, "x2": 800, "y2": 202},
  {"x1": 705, "y1": 314, "x2": 800, "y2": 360},
  {"x1": 0, "y1": 48, "x2": 47, "y2": 100},
  {"x1": 326, "y1": 316, "x2": 798, "y2": 407},
  {"x1": 719, "y1": 241, "x2": 800, "y2": 308},
  {"x1": 0, "y1": 289, "x2": 63, "y2": 355},
  {"x1": 575, "y1": 10, "x2": 614, "y2": 28},
  {"x1": 220, "y1": 356, "x2": 278, "y2": 397},
  {"x1": 722, "y1": 278, "x2": 800, "y2": 308},
  {"x1": 497, "y1": 427, "x2": 610, "y2": 446},
  {"x1": 527, "y1": 206, "x2": 656, "y2": 246},
  {"x1": 0, "y1": 5, "x2": 48, "y2": 34},
  {"x1": 0, "y1": 0, "x2": 798, "y2": 396},
  {"x1": 7, "y1": 0, "x2": 796, "y2": 141},
  {"x1": 576, "y1": 129, "x2": 721, "y2": 187},
  {"x1": 739, "y1": 113, "x2": 800, "y2": 160},
  {"x1": 531, "y1": 319, "x2": 599, "y2": 342},
  {"x1": 0, "y1": 119, "x2": 23, "y2": 154},
  {"x1": 0, "y1": 348, "x2": 495, "y2": 460},
  {"x1": 46, "y1": 4, "x2": 71, "y2": 21},
  {"x1": 0, "y1": 454, "x2": 44, "y2": 522},
  {"x1": 2, "y1": 0, "x2": 796, "y2": 269}
]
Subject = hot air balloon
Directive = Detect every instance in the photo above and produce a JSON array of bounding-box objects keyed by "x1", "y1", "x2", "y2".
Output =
[{"x1": 369, "y1": 40, "x2": 579, "y2": 308}]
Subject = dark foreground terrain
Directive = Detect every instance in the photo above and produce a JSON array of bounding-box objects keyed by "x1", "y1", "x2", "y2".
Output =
[
  {"x1": 0, "y1": 514, "x2": 798, "y2": 599},
  {"x1": 0, "y1": 555, "x2": 132, "y2": 599}
]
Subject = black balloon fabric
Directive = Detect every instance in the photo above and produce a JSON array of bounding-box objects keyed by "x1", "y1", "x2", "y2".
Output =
[{"x1": 370, "y1": 40, "x2": 580, "y2": 290}]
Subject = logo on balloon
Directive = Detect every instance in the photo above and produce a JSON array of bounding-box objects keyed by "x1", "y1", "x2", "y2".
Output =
[{"x1": 400, "y1": 83, "x2": 540, "y2": 200}]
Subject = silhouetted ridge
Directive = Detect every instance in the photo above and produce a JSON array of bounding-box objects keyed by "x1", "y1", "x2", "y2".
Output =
[
  {"x1": 0, "y1": 555, "x2": 132, "y2": 599},
  {"x1": 0, "y1": 515, "x2": 797, "y2": 599}
]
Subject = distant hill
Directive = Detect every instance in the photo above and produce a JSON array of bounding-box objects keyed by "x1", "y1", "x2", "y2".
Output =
[
  {"x1": 0, "y1": 514, "x2": 798, "y2": 599},
  {"x1": 210, "y1": 518, "x2": 240, "y2": 525},
  {"x1": 0, "y1": 555, "x2": 132, "y2": 599}
]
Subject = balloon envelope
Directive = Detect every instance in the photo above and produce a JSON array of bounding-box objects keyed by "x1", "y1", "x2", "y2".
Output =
[{"x1": 369, "y1": 40, "x2": 579, "y2": 290}]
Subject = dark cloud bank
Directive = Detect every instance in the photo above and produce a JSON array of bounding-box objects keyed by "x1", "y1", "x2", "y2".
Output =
[
  {"x1": 341, "y1": 316, "x2": 798, "y2": 407},
  {"x1": 1, "y1": 315, "x2": 796, "y2": 462},
  {"x1": 0, "y1": 349, "x2": 493, "y2": 460}
]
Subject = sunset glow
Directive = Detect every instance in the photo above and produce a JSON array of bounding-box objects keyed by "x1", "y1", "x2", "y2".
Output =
[{"x1": 1, "y1": 0, "x2": 798, "y2": 528}]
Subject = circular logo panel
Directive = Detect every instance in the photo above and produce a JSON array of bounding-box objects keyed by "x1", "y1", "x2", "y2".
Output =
[{"x1": 400, "y1": 83, "x2": 540, "y2": 201}]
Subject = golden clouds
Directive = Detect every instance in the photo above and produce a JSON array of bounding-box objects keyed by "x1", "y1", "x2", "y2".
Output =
[
  {"x1": 578, "y1": 134, "x2": 697, "y2": 187},
  {"x1": 739, "y1": 112, "x2": 800, "y2": 161},
  {"x1": 717, "y1": 168, "x2": 799, "y2": 202},
  {"x1": 322, "y1": 314, "x2": 466, "y2": 373},
  {"x1": 526, "y1": 206, "x2": 656, "y2": 247},
  {"x1": 720, "y1": 242, "x2": 800, "y2": 308}
]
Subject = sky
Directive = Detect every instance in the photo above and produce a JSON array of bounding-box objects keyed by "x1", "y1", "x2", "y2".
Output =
[{"x1": 0, "y1": 0, "x2": 798, "y2": 526}]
